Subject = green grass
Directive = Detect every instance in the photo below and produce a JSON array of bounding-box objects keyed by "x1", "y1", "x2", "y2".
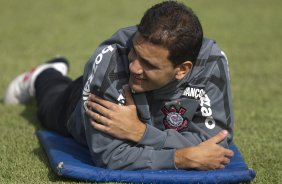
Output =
[{"x1": 0, "y1": 0, "x2": 281, "y2": 183}]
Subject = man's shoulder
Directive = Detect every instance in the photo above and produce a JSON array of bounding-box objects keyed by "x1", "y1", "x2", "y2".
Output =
[
  {"x1": 188, "y1": 38, "x2": 227, "y2": 83},
  {"x1": 109, "y1": 26, "x2": 137, "y2": 42},
  {"x1": 117, "y1": 26, "x2": 137, "y2": 33},
  {"x1": 198, "y1": 38, "x2": 223, "y2": 60}
]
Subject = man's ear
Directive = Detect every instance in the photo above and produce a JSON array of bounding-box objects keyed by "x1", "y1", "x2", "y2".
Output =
[{"x1": 175, "y1": 61, "x2": 193, "y2": 80}]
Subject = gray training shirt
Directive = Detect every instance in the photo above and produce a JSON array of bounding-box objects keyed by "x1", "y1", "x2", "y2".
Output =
[{"x1": 67, "y1": 26, "x2": 234, "y2": 170}]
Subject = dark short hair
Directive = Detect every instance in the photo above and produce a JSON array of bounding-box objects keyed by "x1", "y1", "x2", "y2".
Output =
[{"x1": 137, "y1": 1, "x2": 203, "y2": 66}]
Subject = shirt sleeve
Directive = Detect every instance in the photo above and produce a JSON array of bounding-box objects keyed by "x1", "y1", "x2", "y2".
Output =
[
  {"x1": 83, "y1": 115, "x2": 177, "y2": 170},
  {"x1": 137, "y1": 53, "x2": 234, "y2": 149}
]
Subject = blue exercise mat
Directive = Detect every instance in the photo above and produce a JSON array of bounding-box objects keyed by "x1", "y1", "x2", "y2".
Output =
[{"x1": 37, "y1": 130, "x2": 256, "y2": 184}]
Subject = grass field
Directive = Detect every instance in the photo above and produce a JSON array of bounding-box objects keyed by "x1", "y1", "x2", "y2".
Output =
[{"x1": 0, "y1": 0, "x2": 281, "y2": 183}]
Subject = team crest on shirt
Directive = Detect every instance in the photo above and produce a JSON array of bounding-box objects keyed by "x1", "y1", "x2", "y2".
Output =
[{"x1": 161, "y1": 105, "x2": 189, "y2": 131}]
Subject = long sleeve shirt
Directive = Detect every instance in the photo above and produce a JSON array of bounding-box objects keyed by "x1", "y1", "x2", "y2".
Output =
[{"x1": 67, "y1": 26, "x2": 234, "y2": 170}]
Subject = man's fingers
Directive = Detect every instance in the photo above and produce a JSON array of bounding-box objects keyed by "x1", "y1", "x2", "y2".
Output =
[
  {"x1": 91, "y1": 120, "x2": 109, "y2": 133},
  {"x1": 123, "y1": 85, "x2": 134, "y2": 105},
  {"x1": 205, "y1": 130, "x2": 228, "y2": 144},
  {"x1": 221, "y1": 157, "x2": 230, "y2": 165},
  {"x1": 219, "y1": 164, "x2": 225, "y2": 169},
  {"x1": 86, "y1": 100, "x2": 110, "y2": 117},
  {"x1": 85, "y1": 108, "x2": 98, "y2": 120},
  {"x1": 86, "y1": 109, "x2": 109, "y2": 126},
  {"x1": 225, "y1": 149, "x2": 234, "y2": 157},
  {"x1": 88, "y1": 94, "x2": 114, "y2": 109}
]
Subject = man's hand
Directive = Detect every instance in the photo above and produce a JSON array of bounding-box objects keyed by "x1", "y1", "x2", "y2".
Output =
[
  {"x1": 85, "y1": 85, "x2": 146, "y2": 142},
  {"x1": 175, "y1": 130, "x2": 234, "y2": 170}
]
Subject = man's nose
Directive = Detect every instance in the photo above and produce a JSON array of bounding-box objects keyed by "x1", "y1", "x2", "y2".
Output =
[{"x1": 129, "y1": 59, "x2": 143, "y2": 74}]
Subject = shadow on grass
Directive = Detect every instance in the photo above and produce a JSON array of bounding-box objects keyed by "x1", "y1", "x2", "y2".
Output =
[
  {"x1": 19, "y1": 101, "x2": 81, "y2": 183},
  {"x1": 33, "y1": 146, "x2": 82, "y2": 183},
  {"x1": 20, "y1": 100, "x2": 42, "y2": 130}
]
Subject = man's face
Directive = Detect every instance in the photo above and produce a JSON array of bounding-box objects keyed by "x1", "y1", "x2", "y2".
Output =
[{"x1": 128, "y1": 33, "x2": 178, "y2": 93}]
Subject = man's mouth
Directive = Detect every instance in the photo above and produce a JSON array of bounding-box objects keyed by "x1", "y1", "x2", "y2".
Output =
[
  {"x1": 131, "y1": 74, "x2": 145, "y2": 84},
  {"x1": 134, "y1": 74, "x2": 145, "y2": 80}
]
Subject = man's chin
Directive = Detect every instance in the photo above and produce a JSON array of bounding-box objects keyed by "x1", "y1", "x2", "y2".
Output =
[
  {"x1": 128, "y1": 83, "x2": 144, "y2": 94},
  {"x1": 129, "y1": 87, "x2": 141, "y2": 94}
]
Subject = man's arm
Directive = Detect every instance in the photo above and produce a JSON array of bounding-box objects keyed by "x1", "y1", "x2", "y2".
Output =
[
  {"x1": 85, "y1": 99, "x2": 233, "y2": 170},
  {"x1": 85, "y1": 96, "x2": 233, "y2": 170},
  {"x1": 87, "y1": 86, "x2": 232, "y2": 169},
  {"x1": 85, "y1": 82, "x2": 234, "y2": 170},
  {"x1": 86, "y1": 53, "x2": 234, "y2": 150}
]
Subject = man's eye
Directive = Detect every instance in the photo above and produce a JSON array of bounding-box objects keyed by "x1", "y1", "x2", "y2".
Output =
[{"x1": 143, "y1": 60, "x2": 158, "y2": 70}]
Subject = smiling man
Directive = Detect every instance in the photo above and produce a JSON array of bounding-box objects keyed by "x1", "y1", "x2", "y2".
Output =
[
  {"x1": 128, "y1": 32, "x2": 186, "y2": 92},
  {"x1": 4, "y1": 1, "x2": 234, "y2": 170}
]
